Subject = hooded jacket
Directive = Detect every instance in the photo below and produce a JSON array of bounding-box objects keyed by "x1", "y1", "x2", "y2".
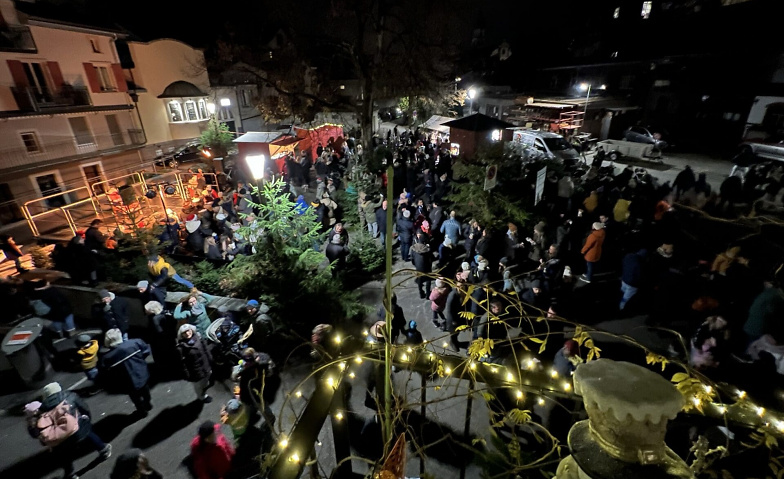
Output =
[
  {"x1": 176, "y1": 325, "x2": 212, "y2": 382},
  {"x1": 101, "y1": 338, "x2": 151, "y2": 390},
  {"x1": 410, "y1": 242, "x2": 432, "y2": 273},
  {"x1": 190, "y1": 423, "x2": 235, "y2": 479},
  {"x1": 38, "y1": 390, "x2": 93, "y2": 443},
  {"x1": 174, "y1": 293, "x2": 216, "y2": 336},
  {"x1": 102, "y1": 293, "x2": 130, "y2": 335}
]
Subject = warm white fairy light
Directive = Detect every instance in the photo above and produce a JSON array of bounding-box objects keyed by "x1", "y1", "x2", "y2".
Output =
[
  {"x1": 279, "y1": 437, "x2": 289, "y2": 448},
  {"x1": 349, "y1": 372, "x2": 355, "y2": 379},
  {"x1": 738, "y1": 390, "x2": 747, "y2": 399},
  {"x1": 334, "y1": 335, "x2": 342, "y2": 344},
  {"x1": 442, "y1": 342, "x2": 449, "y2": 348},
  {"x1": 538, "y1": 397, "x2": 545, "y2": 406},
  {"x1": 470, "y1": 362, "x2": 477, "y2": 370},
  {"x1": 527, "y1": 359, "x2": 535, "y2": 370},
  {"x1": 295, "y1": 391, "x2": 302, "y2": 398},
  {"x1": 400, "y1": 353, "x2": 409, "y2": 362},
  {"x1": 703, "y1": 385, "x2": 712, "y2": 394},
  {"x1": 407, "y1": 347, "x2": 413, "y2": 353},
  {"x1": 777, "y1": 421, "x2": 784, "y2": 433},
  {"x1": 551, "y1": 369, "x2": 558, "y2": 378},
  {"x1": 717, "y1": 405, "x2": 726, "y2": 414},
  {"x1": 327, "y1": 377, "x2": 335, "y2": 388},
  {"x1": 506, "y1": 372, "x2": 514, "y2": 382},
  {"x1": 563, "y1": 381, "x2": 572, "y2": 392},
  {"x1": 445, "y1": 366, "x2": 452, "y2": 375},
  {"x1": 491, "y1": 367, "x2": 498, "y2": 373},
  {"x1": 335, "y1": 411, "x2": 343, "y2": 420},
  {"x1": 757, "y1": 406, "x2": 766, "y2": 417},
  {"x1": 516, "y1": 390, "x2": 524, "y2": 400},
  {"x1": 339, "y1": 361, "x2": 346, "y2": 370},
  {"x1": 289, "y1": 453, "x2": 300, "y2": 463},
  {"x1": 692, "y1": 397, "x2": 701, "y2": 407},
  {"x1": 362, "y1": 330, "x2": 369, "y2": 336},
  {"x1": 354, "y1": 355, "x2": 363, "y2": 364}
]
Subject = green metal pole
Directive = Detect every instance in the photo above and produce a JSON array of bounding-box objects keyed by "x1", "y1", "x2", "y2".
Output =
[{"x1": 383, "y1": 164, "x2": 394, "y2": 447}]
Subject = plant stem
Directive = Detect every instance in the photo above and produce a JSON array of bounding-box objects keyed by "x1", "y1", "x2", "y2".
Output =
[{"x1": 383, "y1": 164, "x2": 394, "y2": 448}]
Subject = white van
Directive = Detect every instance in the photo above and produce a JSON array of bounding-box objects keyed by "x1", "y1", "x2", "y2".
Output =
[{"x1": 511, "y1": 129, "x2": 581, "y2": 164}]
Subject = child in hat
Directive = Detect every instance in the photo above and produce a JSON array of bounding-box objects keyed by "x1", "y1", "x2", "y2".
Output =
[{"x1": 75, "y1": 334, "x2": 100, "y2": 381}]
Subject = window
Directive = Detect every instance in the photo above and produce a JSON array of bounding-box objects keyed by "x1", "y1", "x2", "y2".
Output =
[
  {"x1": 611, "y1": 51, "x2": 619, "y2": 58},
  {"x1": 89, "y1": 37, "x2": 101, "y2": 53},
  {"x1": 20, "y1": 132, "x2": 42, "y2": 153},
  {"x1": 22, "y1": 62, "x2": 52, "y2": 100},
  {"x1": 613, "y1": 7, "x2": 620, "y2": 18},
  {"x1": 198, "y1": 99, "x2": 208, "y2": 119},
  {"x1": 168, "y1": 101, "x2": 183, "y2": 122},
  {"x1": 218, "y1": 106, "x2": 234, "y2": 121},
  {"x1": 105, "y1": 114, "x2": 125, "y2": 146},
  {"x1": 0, "y1": 183, "x2": 23, "y2": 224},
  {"x1": 68, "y1": 117, "x2": 94, "y2": 146},
  {"x1": 240, "y1": 90, "x2": 251, "y2": 107},
  {"x1": 641, "y1": 1, "x2": 652, "y2": 19},
  {"x1": 34, "y1": 173, "x2": 67, "y2": 208},
  {"x1": 184, "y1": 100, "x2": 198, "y2": 121},
  {"x1": 95, "y1": 66, "x2": 115, "y2": 91}
]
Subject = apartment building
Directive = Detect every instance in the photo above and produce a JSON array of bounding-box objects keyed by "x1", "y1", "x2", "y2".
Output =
[{"x1": 0, "y1": 1, "x2": 211, "y2": 228}]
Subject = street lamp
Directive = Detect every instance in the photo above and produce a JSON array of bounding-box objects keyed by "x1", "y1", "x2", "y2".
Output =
[
  {"x1": 220, "y1": 97, "x2": 231, "y2": 107},
  {"x1": 577, "y1": 83, "x2": 606, "y2": 133},
  {"x1": 206, "y1": 102, "x2": 216, "y2": 115},
  {"x1": 467, "y1": 88, "x2": 477, "y2": 115},
  {"x1": 246, "y1": 154, "x2": 266, "y2": 192}
]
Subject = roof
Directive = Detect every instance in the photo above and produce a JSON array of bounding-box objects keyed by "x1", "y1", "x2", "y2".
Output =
[
  {"x1": 442, "y1": 113, "x2": 514, "y2": 132},
  {"x1": 233, "y1": 131, "x2": 286, "y2": 144},
  {"x1": 509, "y1": 129, "x2": 563, "y2": 138},
  {"x1": 272, "y1": 136, "x2": 301, "y2": 146},
  {"x1": 157, "y1": 81, "x2": 208, "y2": 99},
  {"x1": 419, "y1": 115, "x2": 454, "y2": 133}
]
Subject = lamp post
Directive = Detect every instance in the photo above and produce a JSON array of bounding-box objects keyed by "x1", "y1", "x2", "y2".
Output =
[
  {"x1": 577, "y1": 83, "x2": 606, "y2": 133},
  {"x1": 467, "y1": 88, "x2": 477, "y2": 115},
  {"x1": 246, "y1": 154, "x2": 266, "y2": 194}
]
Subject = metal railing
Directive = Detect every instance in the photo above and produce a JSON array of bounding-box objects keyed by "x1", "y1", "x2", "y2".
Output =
[
  {"x1": 0, "y1": 130, "x2": 145, "y2": 172},
  {"x1": 22, "y1": 186, "x2": 99, "y2": 238},
  {"x1": 0, "y1": 25, "x2": 37, "y2": 53},
  {"x1": 11, "y1": 85, "x2": 91, "y2": 111}
]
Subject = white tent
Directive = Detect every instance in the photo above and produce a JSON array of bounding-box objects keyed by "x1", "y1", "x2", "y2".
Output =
[{"x1": 419, "y1": 115, "x2": 454, "y2": 134}]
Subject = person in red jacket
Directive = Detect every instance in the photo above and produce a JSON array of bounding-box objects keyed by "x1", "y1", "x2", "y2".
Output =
[
  {"x1": 580, "y1": 222, "x2": 606, "y2": 284},
  {"x1": 191, "y1": 421, "x2": 235, "y2": 479}
]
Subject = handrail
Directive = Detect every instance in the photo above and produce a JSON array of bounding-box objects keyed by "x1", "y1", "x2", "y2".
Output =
[
  {"x1": 90, "y1": 171, "x2": 148, "y2": 198},
  {"x1": 22, "y1": 185, "x2": 100, "y2": 238}
]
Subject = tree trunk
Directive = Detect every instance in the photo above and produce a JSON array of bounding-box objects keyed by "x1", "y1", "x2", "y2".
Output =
[{"x1": 360, "y1": 78, "x2": 374, "y2": 155}]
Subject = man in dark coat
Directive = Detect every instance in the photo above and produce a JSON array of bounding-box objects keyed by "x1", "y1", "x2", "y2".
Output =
[
  {"x1": 376, "y1": 200, "x2": 390, "y2": 247},
  {"x1": 31, "y1": 279, "x2": 75, "y2": 337},
  {"x1": 137, "y1": 280, "x2": 165, "y2": 306},
  {"x1": 377, "y1": 294, "x2": 407, "y2": 343},
  {"x1": 410, "y1": 231, "x2": 433, "y2": 299},
  {"x1": 444, "y1": 286, "x2": 466, "y2": 350},
  {"x1": 397, "y1": 208, "x2": 415, "y2": 261},
  {"x1": 98, "y1": 289, "x2": 130, "y2": 339},
  {"x1": 100, "y1": 329, "x2": 152, "y2": 414},
  {"x1": 176, "y1": 324, "x2": 214, "y2": 403},
  {"x1": 33, "y1": 382, "x2": 112, "y2": 479},
  {"x1": 325, "y1": 232, "x2": 349, "y2": 276},
  {"x1": 84, "y1": 219, "x2": 106, "y2": 252}
]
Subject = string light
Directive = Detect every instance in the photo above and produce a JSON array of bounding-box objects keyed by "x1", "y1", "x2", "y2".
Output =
[
  {"x1": 717, "y1": 405, "x2": 726, "y2": 414},
  {"x1": 362, "y1": 330, "x2": 369, "y2": 336},
  {"x1": 295, "y1": 391, "x2": 302, "y2": 398},
  {"x1": 339, "y1": 361, "x2": 346, "y2": 370},
  {"x1": 335, "y1": 411, "x2": 344, "y2": 421},
  {"x1": 563, "y1": 381, "x2": 572, "y2": 392},
  {"x1": 327, "y1": 377, "x2": 335, "y2": 388},
  {"x1": 526, "y1": 359, "x2": 535, "y2": 370},
  {"x1": 349, "y1": 372, "x2": 356, "y2": 379},
  {"x1": 400, "y1": 353, "x2": 409, "y2": 362},
  {"x1": 442, "y1": 342, "x2": 449, "y2": 348},
  {"x1": 354, "y1": 356, "x2": 363, "y2": 364},
  {"x1": 491, "y1": 367, "x2": 498, "y2": 373},
  {"x1": 538, "y1": 397, "x2": 545, "y2": 406},
  {"x1": 777, "y1": 421, "x2": 784, "y2": 433},
  {"x1": 289, "y1": 453, "x2": 300, "y2": 463},
  {"x1": 445, "y1": 366, "x2": 452, "y2": 375},
  {"x1": 703, "y1": 385, "x2": 713, "y2": 394},
  {"x1": 757, "y1": 406, "x2": 766, "y2": 417},
  {"x1": 407, "y1": 347, "x2": 413, "y2": 353},
  {"x1": 506, "y1": 372, "x2": 515, "y2": 382},
  {"x1": 551, "y1": 369, "x2": 559, "y2": 378},
  {"x1": 738, "y1": 390, "x2": 747, "y2": 399},
  {"x1": 279, "y1": 437, "x2": 289, "y2": 448},
  {"x1": 470, "y1": 362, "x2": 477, "y2": 370},
  {"x1": 516, "y1": 390, "x2": 524, "y2": 400},
  {"x1": 334, "y1": 335, "x2": 342, "y2": 344},
  {"x1": 692, "y1": 397, "x2": 701, "y2": 407},
  {"x1": 428, "y1": 353, "x2": 435, "y2": 361}
]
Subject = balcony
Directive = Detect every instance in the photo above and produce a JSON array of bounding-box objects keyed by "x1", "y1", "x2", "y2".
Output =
[
  {"x1": 11, "y1": 85, "x2": 92, "y2": 112},
  {"x1": 0, "y1": 25, "x2": 37, "y2": 53},
  {"x1": 0, "y1": 130, "x2": 146, "y2": 173}
]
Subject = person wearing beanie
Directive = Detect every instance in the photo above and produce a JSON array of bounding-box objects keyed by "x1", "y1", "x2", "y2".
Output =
[
  {"x1": 101, "y1": 328, "x2": 153, "y2": 415},
  {"x1": 411, "y1": 231, "x2": 433, "y2": 299},
  {"x1": 220, "y1": 398, "x2": 249, "y2": 440},
  {"x1": 404, "y1": 320, "x2": 424, "y2": 345},
  {"x1": 98, "y1": 289, "x2": 130, "y2": 340},
  {"x1": 325, "y1": 232, "x2": 349, "y2": 277},
  {"x1": 437, "y1": 235, "x2": 456, "y2": 271},
  {"x1": 191, "y1": 421, "x2": 235, "y2": 479},
  {"x1": 553, "y1": 339, "x2": 581, "y2": 378},
  {"x1": 177, "y1": 324, "x2": 214, "y2": 403},
  {"x1": 580, "y1": 222, "x2": 606, "y2": 283},
  {"x1": 75, "y1": 334, "x2": 100, "y2": 381},
  {"x1": 32, "y1": 382, "x2": 112, "y2": 478},
  {"x1": 397, "y1": 205, "x2": 415, "y2": 261},
  {"x1": 137, "y1": 279, "x2": 165, "y2": 306},
  {"x1": 110, "y1": 448, "x2": 162, "y2": 479}
]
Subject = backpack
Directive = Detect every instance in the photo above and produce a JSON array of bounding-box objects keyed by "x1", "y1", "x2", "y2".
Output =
[{"x1": 36, "y1": 400, "x2": 80, "y2": 447}]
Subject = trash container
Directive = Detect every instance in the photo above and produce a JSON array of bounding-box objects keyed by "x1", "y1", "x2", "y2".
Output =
[{"x1": 1, "y1": 317, "x2": 54, "y2": 389}]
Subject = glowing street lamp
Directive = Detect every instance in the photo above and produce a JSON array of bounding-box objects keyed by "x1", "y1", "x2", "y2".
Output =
[
  {"x1": 246, "y1": 154, "x2": 266, "y2": 192},
  {"x1": 467, "y1": 87, "x2": 478, "y2": 114},
  {"x1": 220, "y1": 97, "x2": 231, "y2": 107},
  {"x1": 577, "y1": 82, "x2": 605, "y2": 133},
  {"x1": 206, "y1": 102, "x2": 216, "y2": 115}
]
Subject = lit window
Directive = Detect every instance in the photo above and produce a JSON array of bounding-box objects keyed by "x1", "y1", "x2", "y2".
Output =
[
  {"x1": 21, "y1": 132, "x2": 42, "y2": 153},
  {"x1": 168, "y1": 101, "x2": 183, "y2": 122},
  {"x1": 184, "y1": 100, "x2": 198, "y2": 121},
  {"x1": 450, "y1": 143, "x2": 460, "y2": 156},
  {"x1": 96, "y1": 66, "x2": 115, "y2": 91},
  {"x1": 641, "y1": 1, "x2": 652, "y2": 19},
  {"x1": 611, "y1": 51, "x2": 619, "y2": 58},
  {"x1": 218, "y1": 106, "x2": 234, "y2": 121},
  {"x1": 491, "y1": 130, "x2": 502, "y2": 141},
  {"x1": 198, "y1": 99, "x2": 208, "y2": 119},
  {"x1": 613, "y1": 7, "x2": 620, "y2": 18}
]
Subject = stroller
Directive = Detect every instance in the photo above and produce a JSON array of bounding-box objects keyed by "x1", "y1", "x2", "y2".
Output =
[{"x1": 206, "y1": 316, "x2": 254, "y2": 367}]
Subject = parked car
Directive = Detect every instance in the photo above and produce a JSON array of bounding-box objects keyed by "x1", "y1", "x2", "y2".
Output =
[
  {"x1": 156, "y1": 143, "x2": 206, "y2": 168},
  {"x1": 730, "y1": 140, "x2": 784, "y2": 180},
  {"x1": 511, "y1": 129, "x2": 581, "y2": 164},
  {"x1": 623, "y1": 126, "x2": 668, "y2": 150}
]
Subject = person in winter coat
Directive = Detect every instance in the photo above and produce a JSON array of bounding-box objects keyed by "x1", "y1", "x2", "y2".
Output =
[
  {"x1": 397, "y1": 209, "x2": 415, "y2": 261},
  {"x1": 444, "y1": 285, "x2": 466, "y2": 349},
  {"x1": 191, "y1": 421, "x2": 235, "y2": 479},
  {"x1": 376, "y1": 293, "x2": 407, "y2": 343},
  {"x1": 101, "y1": 329, "x2": 152, "y2": 414},
  {"x1": 84, "y1": 218, "x2": 107, "y2": 252},
  {"x1": 557, "y1": 174, "x2": 574, "y2": 211},
  {"x1": 110, "y1": 448, "x2": 162, "y2": 479},
  {"x1": 620, "y1": 249, "x2": 647, "y2": 310},
  {"x1": 174, "y1": 291, "x2": 217, "y2": 337},
  {"x1": 362, "y1": 193, "x2": 383, "y2": 237},
  {"x1": 404, "y1": 320, "x2": 424, "y2": 345},
  {"x1": 580, "y1": 222, "x2": 606, "y2": 283},
  {"x1": 429, "y1": 201, "x2": 444, "y2": 234},
  {"x1": 137, "y1": 280, "x2": 165, "y2": 307},
  {"x1": 375, "y1": 200, "x2": 389, "y2": 246},
  {"x1": 148, "y1": 254, "x2": 194, "y2": 289},
  {"x1": 327, "y1": 222, "x2": 349, "y2": 246},
  {"x1": 29, "y1": 382, "x2": 112, "y2": 479},
  {"x1": 429, "y1": 279, "x2": 450, "y2": 328},
  {"x1": 325, "y1": 233, "x2": 349, "y2": 277},
  {"x1": 98, "y1": 289, "x2": 130, "y2": 340},
  {"x1": 177, "y1": 324, "x2": 214, "y2": 403},
  {"x1": 232, "y1": 348, "x2": 278, "y2": 427},
  {"x1": 31, "y1": 279, "x2": 75, "y2": 337},
  {"x1": 75, "y1": 334, "x2": 100, "y2": 381},
  {"x1": 411, "y1": 231, "x2": 433, "y2": 299}
]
